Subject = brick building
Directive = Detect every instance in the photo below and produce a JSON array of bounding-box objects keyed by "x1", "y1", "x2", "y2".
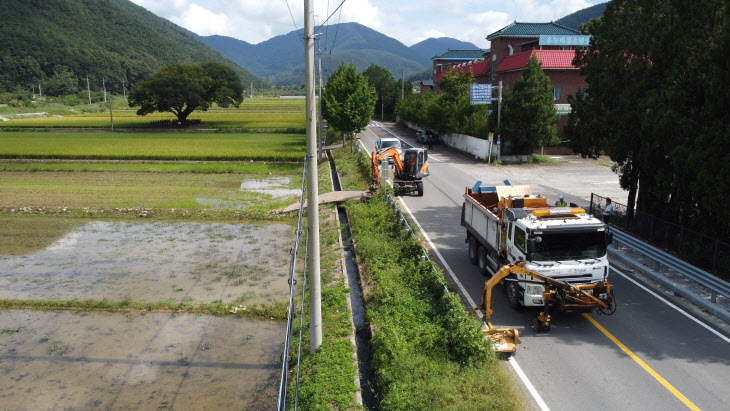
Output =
[{"x1": 431, "y1": 22, "x2": 590, "y2": 138}]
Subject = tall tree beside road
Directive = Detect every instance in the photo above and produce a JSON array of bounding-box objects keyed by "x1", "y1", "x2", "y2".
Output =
[
  {"x1": 500, "y1": 55, "x2": 558, "y2": 154},
  {"x1": 362, "y1": 65, "x2": 397, "y2": 120},
  {"x1": 128, "y1": 62, "x2": 243, "y2": 123},
  {"x1": 567, "y1": 0, "x2": 729, "y2": 237},
  {"x1": 322, "y1": 61, "x2": 376, "y2": 138}
]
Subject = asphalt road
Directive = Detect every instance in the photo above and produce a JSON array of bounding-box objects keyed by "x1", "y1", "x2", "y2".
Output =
[{"x1": 359, "y1": 121, "x2": 730, "y2": 411}]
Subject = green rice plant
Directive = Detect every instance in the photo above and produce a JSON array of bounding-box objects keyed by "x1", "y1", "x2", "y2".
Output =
[{"x1": 0, "y1": 131, "x2": 306, "y2": 161}]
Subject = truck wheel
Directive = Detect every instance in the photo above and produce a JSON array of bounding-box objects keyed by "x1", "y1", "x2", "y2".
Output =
[
  {"x1": 416, "y1": 182, "x2": 424, "y2": 197},
  {"x1": 477, "y1": 247, "x2": 489, "y2": 276},
  {"x1": 505, "y1": 280, "x2": 522, "y2": 310},
  {"x1": 468, "y1": 237, "x2": 478, "y2": 265}
]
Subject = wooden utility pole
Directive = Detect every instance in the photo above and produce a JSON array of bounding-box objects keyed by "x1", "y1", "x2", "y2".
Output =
[
  {"x1": 102, "y1": 78, "x2": 106, "y2": 103},
  {"x1": 304, "y1": 0, "x2": 321, "y2": 354},
  {"x1": 86, "y1": 76, "x2": 91, "y2": 104},
  {"x1": 108, "y1": 91, "x2": 114, "y2": 131}
]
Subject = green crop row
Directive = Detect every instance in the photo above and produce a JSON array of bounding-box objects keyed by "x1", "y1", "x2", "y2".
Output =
[
  {"x1": 1, "y1": 110, "x2": 305, "y2": 129},
  {"x1": 0, "y1": 131, "x2": 306, "y2": 161}
]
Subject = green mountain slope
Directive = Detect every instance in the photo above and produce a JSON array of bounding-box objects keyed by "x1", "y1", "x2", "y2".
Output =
[
  {"x1": 555, "y1": 2, "x2": 608, "y2": 30},
  {"x1": 0, "y1": 0, "x2": 266, "y2": 94},
  {"x1": 197, "y1": 23, "x2": 478, "y2": 86}
]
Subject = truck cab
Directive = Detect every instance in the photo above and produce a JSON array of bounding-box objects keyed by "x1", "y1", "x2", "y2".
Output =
[{"x1": 462, "y1": 183, "x2": 612, "y2": 309}]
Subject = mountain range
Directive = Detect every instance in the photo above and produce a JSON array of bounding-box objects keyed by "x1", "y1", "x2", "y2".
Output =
[
  {"x1": 195, "y1": 23, "x2": 480, "y2": 86},
  {"x1": 0, "y1": 0, "x2": 607, "y2": 92}
]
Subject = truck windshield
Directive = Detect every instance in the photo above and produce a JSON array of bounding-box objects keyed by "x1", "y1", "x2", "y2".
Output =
[
  {"x1": 380, "y1": 140, "x2": 401, "y2": 150},
  {"x1": 533, "y1": 230, "x2": 607, "y2": 260}
]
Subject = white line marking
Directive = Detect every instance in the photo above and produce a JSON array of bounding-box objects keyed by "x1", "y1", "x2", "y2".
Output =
[
  {"x1": 394, "y1": 196, "x2": 475, "y2": 307},
  {"x1": 612, "y1": 267, "x2": 730, "y2": 344},
  {"x1": 358, "y1": 131, "x2": 548, "y2": 409},
  {"x1": 394, "y1": 185, "x2": 550, "y2": 411},
  {"x1": 509, "y1": 357, "x2": 551, "y2": 411}
]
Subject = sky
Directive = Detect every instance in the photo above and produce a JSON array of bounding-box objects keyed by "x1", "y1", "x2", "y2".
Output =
[{"x1": 129, "y1": 0, "x2": 602, "y2": 48}]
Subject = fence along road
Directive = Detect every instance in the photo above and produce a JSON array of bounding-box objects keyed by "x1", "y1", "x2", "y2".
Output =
[{"x1": 360, "y1": 122, "x2": 730, "y2": 411}]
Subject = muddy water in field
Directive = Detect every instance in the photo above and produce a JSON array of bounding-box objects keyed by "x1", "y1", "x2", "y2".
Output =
[
  {"x1": 0, "y1": 222, "x2": 293, "y2": 304},
  {"x1": 0, "y1": 310, "x2": 284, "y2": 409}
]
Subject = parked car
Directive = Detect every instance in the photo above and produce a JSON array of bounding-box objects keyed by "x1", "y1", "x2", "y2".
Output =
[
  {"x1": 425, "y1": 130, "x2": 439, "y2": 144},
  {"x1": 415, "y1": 129, "x2": 426, "y2": 143}
]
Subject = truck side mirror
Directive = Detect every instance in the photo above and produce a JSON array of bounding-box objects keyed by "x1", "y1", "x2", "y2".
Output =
[
  {"x1": 606, "y1": 232, "x2": 613, "y2": 245},
  {"x1": 526, "y1": 238, "x2": 537, "y2": 253}
]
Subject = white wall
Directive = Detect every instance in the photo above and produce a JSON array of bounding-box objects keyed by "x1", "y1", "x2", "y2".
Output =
[{"x1": 405, "y1": 121, "x2": 492, "y2": 160}]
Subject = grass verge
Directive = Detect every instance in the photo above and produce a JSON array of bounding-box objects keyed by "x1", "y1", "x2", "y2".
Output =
[{"x1": 286, "y1": 150, "x2": 364, "y2": 410}]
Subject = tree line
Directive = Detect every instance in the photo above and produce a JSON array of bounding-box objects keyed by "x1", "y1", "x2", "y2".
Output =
[{"x1": 566, "y1": 0, "x2": 730, "y2": 238}]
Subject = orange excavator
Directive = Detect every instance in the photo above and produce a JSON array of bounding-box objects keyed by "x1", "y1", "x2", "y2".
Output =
[
  {"x1": 472, "y1": 261, "x2": 615, "y2": 355},
  {"x1": 372, "y1": 147, "x2": 430, "y2": 196}
]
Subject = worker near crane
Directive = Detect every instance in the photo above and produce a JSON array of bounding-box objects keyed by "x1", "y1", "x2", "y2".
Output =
[
  {"x1": 601, "y1": 198, "x2": 613, "y2": 224},
  {"x1": 555, "y1": 194, "x2": 567, "y2": 207}
]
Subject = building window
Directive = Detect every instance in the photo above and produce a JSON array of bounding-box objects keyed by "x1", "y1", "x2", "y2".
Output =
[{"x1": 553, "y1": 86, "x2": 562, "y2": 101}]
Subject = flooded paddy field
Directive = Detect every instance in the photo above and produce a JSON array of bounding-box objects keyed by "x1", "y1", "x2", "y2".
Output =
[
  {"x1": 0, "y1": 220, "x2": 294, "y2": 305},
  {"x1": 0, "y1": 310, "x2": 284, "y2": 409}
]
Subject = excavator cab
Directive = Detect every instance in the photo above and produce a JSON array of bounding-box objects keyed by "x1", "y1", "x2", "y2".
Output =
[{"x1": 402, "y1": 148, "x2": 430, "y2": 179}]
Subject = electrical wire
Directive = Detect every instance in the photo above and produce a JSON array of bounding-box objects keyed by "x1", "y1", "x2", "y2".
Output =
[
  {"x1": 284, "y1": 0, "x2": 305, "y2": 44},
  {"x1": 315, "y1": 0, "x2": 347, "y2": 32}
]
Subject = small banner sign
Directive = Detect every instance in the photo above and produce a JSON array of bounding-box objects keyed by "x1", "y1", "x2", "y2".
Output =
[
  {"x1": 470, "y1": 84, "x2": 492, "y2": 105},
  {"x1": 539, "y1": 35, "x2": 591, "y2": 46}
]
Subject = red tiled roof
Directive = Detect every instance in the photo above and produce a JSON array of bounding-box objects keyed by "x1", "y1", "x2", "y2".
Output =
[
  {"x1": 496, "y1": 50, "x2": 578, "y2": 72},
  {"x1": 434, "y1": 60, "x2": 490, "y2": 82}
]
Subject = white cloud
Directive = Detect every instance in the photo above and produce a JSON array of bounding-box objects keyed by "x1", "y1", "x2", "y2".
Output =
[
  {"x1": 169, "y1": 4, "x2": 233, "y2": 37},
  {"x1": 128, "y1": 0, "x2": 599, "y2": 47}
]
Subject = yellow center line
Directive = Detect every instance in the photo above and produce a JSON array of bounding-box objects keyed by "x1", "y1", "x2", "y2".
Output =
[{"x1": 582, "y1": 313, "x2": 701, "y2": 411}]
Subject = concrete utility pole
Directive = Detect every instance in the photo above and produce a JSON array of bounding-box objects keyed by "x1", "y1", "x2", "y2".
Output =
[
  {"x1": 304, "y1": 0, "x2": 322, "y2": 354},
  {"x1": 102, "y1": 78, "x2": 106, "y2": 103},
  {"x1": 317, "y1": 45, "x2": 323, "y2": 161},
  {"x1": 86, "y1": 76, "x2": 91, "y2": 104},
  {"x1": 250, "y1": 82, "x2": 253, "y2": 99},
  {"x1": 497, "y1": 80, "x2": 502, "y2": 164},
  {"x1": 108, "y1": 91, "x2": 114, "y2": 131},
  {"x1": 38, "y1": 83, "x2": 41, "y2": 97},
  {"x1": 401, "y1": 69, "x2": 404, "y2": 100},
  {"x1": 32, "y1": 85, "x2": 35, "y2": 99}
]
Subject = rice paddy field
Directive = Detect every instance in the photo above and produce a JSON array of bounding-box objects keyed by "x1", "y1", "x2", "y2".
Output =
[
  {"x1": 0, "y1": 97, "x2": 312, "y2": 408},
  {"x1": 0, "y1": 131, "x2": 306, "y2": 161}
]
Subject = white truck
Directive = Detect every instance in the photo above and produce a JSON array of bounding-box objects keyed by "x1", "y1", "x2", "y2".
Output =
[{"x1": 461, "y1": 182, "x2": 613, "y2": 309}]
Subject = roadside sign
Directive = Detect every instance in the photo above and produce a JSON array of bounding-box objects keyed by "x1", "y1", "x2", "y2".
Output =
[
  {"x1": 488, "y1": 133, "x2": 493, "y2": 142},
  {"x1": 470, "y1": 84, "x2": 492, "y2": 105}
]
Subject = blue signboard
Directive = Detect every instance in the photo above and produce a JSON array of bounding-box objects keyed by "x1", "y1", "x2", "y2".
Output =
[
  {"x1": 539, "y1": 35, "x2": 591, "y2": 46},
  {"x1": 470, "y1": 84, "x2": 492, "y2": 105}
]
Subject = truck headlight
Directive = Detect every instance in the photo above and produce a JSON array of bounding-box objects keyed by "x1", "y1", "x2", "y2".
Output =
[{"x1": 525, "y1": 285, "x2": 543, "y2": 295}]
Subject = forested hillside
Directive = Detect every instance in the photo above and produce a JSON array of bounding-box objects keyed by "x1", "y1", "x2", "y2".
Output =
[
  {"x1": 555, "y1": 2, "x2": 608, "y2": 30},
  {"x1": 0, "y1": 0, "x2": 266, "y2": 95}
]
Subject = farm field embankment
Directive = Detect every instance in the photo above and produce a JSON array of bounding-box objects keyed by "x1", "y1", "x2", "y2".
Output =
[{"x1": 0, "y1": 98, "x2": 316, "y2": 409}]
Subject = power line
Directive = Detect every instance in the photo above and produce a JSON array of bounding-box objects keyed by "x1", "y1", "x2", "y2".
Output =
[
  {"x1": 324, "y1": 2, "x2": 344, "y2": 79},
  {"x1": 315, "y1": 0, "x2": 347, "y2": 33},
  {"x1": 284, "y1": 0, "x2": 304, "y2": 44}
]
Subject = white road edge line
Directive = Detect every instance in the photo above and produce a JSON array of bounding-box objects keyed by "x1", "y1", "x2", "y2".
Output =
[
  {"x1": 358, "y1": 135, "x2": 550, "y2": 411},
  {"x1": 612, "y1": 267, "x2": 730, "y2": 344}
]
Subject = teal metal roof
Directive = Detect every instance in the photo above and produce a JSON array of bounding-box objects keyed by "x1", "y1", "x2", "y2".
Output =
[
  {"x1": 487, "y1": 22, "x2": 580, "y2": 40},
  {"x1": 432, "y1": 49, "x2": 489, "y2": 60}
]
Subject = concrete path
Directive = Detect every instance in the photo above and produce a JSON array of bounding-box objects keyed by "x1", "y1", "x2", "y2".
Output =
[{"x1": 276, "y1": 190, "x2": 370, "y2": 213}]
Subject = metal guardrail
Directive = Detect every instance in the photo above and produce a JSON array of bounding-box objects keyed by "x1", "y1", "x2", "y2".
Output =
[{"x1": 611, "y1": 229, "x2": 730, "y2": 304}]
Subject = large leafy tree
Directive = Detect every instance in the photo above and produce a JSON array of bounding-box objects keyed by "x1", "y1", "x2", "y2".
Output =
[
  {"x1": 362, "y1": 65, "x2": 397, "y2": 120},
  {"x1": 322, "y1": 61, "x2": 375, "y2": 137},
  {"x1": 500, "y1": 55, "x2": 558, "y2": 154},
  {"x1": 567, "y1": 0, "x2": 729, "y2": 237},
  {"x1": 128, "y1": 62, "x2": 243, "y2": 122}
]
